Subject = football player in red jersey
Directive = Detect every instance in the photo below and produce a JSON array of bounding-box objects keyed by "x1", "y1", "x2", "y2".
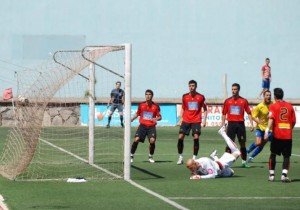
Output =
[
  {"x1": 264, "y1": 88, "x2": 296, "y2": 182},
  {"x1": 177, "y1": 80, "x2": 207, "y2": 165},
  {"x1": 130, "y1": 89, "x2": 162, "y2": 163},
  {"x1": 221, "y1": 83, "x2": 254, "y2": 168}
]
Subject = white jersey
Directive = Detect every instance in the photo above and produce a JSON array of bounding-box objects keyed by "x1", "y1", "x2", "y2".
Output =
[
  {"x1": 195, "y1": 157, "x2": 220, "y2": 179},
  {"x1": 195, "y1": 153, "x2": 236, "y2": 179}
]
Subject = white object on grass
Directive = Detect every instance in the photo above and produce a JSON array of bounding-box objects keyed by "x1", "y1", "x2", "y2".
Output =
[{"x1": 67, "y1": 178, "x2": 87, "y2": 183}]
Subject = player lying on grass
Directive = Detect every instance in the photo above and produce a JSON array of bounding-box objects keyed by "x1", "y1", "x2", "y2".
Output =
[{"x1": 186, "y1": 124, "x2": 240, "y2": 179}]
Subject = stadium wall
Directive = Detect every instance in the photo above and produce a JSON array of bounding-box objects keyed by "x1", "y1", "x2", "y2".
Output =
[{"x1": 1, "y1": 99, "x2": 300, "y2": 127}]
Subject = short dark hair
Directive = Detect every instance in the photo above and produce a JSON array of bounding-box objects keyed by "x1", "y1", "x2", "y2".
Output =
[
  {"x1": 145, "y1": 89, "x2": 154, "y2": 96},
  {"x1": 189, "y1": 80, "x2": 197, "y2": 87},
  {"x1": 273, "y1": 88, "x2": 284, "y2": 100},
  {"x1": 263, "y1": 90, "x2": 271, "y2": 96},
  {"x1": 116, "y1": 81, "x2": 121, "y2": 85},
  {"x1": 266, "y1": 58, "x2": 270, "y2": 61},
  {"x1": 232, "y1": 83, "x2": 240, "y2": 91}
]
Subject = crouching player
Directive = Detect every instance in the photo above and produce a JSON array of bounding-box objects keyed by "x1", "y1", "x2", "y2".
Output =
[{"x1": 186, "y1": 124, "x2": 240, "y2": 179}]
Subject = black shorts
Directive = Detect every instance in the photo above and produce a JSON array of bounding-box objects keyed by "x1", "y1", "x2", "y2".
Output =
[
  {"x1": 179, "y1": 122, "x2": 201, "y2": 136},
  {"x1": 134, "y1": 124, "x2": 157, "y2": 143},
  {"x1": 270, "y1": 138, "x2": 292, "y2": 157},
  {"x1": 227, "y1": 121, "x2": 246, "y2": 142}
]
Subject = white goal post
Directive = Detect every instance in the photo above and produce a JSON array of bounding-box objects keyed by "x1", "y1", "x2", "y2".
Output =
[{"x1": 0, "y1": 44, "x2": 132, "y2": 181}]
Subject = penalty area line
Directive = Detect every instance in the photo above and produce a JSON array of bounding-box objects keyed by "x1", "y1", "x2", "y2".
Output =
[{"x1": 127, "y1": 179, "x2": 189, "y2": 210}]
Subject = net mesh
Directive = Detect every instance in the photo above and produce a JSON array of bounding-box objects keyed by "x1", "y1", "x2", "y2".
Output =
[{"x1": 0, "y1": 46, "x2": 126, "y2": 180}]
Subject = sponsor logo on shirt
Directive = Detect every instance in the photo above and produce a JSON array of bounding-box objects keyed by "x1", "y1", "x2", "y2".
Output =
[
  {"x1": 143, "y1": 111, "x2": 153, "y2": 120},
  {"x1": 188, "y1": 102, "x2": 198, "y2": 110},
  {"x1": 230, "y1": 106, "x2": 241, "y2": 115},
  {"x1": 278, "y1": 123, "x2": 291, "y2": 129}
]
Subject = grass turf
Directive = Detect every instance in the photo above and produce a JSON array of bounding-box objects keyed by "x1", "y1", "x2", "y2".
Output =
[{"x1": 0, "y1": 127, "x2": 300, "y2": 210}]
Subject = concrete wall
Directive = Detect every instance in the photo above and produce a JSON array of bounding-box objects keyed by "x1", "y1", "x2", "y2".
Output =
[{"x1": 0, "y1": 105, "x2": 80, "y2": 127}]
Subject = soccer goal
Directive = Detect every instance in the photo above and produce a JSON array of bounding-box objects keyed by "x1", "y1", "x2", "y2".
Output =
[{"x1": 0, "y1": 44, "x2": 132, "y2": 181}]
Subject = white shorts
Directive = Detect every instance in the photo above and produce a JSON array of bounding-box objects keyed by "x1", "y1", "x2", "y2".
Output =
[{"x1": 218, "y1": 152, "x2": 236, "y2": 170}]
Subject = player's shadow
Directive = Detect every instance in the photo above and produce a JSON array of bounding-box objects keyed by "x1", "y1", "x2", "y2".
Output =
[
  {"x1": 235, "y1": 165, "x2": 263, "y2": 169},
  {"x1": 142, "y1": 160, "x2": 173, "y2": 163},
  {"x1": 131, "y1": 165, "x2": 165, "y2": 179},
  {"x1": 221, "y1": 175, "x2": 244, "y2": 178}
]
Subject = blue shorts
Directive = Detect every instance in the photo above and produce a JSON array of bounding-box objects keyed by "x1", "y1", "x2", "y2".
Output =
[
  {"x1": 255, "y1": 129, "x2": 272, "y2": 141},
  {"x1": 261, "y1": 79, "x2": 270, "y2": 89}
]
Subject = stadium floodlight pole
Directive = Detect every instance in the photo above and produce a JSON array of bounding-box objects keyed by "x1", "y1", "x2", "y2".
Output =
[
  {"x1": 88, "y1": 62, "x2": 96, "y2": 164},
  {"x1": 53, "y1": 50, "x2": 89, "y2": 81},
  {"x1": 123, "y1": 43, "x2": 132, "y2": 181}
]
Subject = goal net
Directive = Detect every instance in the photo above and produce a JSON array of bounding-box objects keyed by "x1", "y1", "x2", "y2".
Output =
[{"x1": 0, "y1": 44, "x2": 132, "y2": 181}]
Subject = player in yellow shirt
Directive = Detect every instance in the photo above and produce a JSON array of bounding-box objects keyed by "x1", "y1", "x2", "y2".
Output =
[{"x1": 247, "y1": 90, "x2": 273, "y2": 162}]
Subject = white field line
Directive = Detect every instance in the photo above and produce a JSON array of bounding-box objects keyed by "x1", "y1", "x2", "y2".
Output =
[
  {"x1": 169, "y1": 196, "x2": 300, "y2": 200},
  {"x1": 41, "y1": 139, "x2": 189, "y2": 209},
  {"x1": 40, "y1": 138, "x2": 122, "y2": 179},
  {"x1": 127, "y1": 179, "x2": 189, "y2": 210},
  {"x1": 39, "y1": 138, "x2": 300, "y2": 209},
  {"x1": 0, "y1": 195, "x2": 9, "y2": 210}
]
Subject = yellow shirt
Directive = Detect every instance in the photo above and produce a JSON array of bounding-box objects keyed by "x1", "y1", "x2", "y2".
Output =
[{"x1": 252, "y1": 101, "x2": 273, "y2": 131}]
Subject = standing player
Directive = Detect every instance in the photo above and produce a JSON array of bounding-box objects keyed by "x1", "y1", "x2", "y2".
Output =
[
  {"x1": 130, "y1": 89, "x2": 162, "y2": 163},
  {"x1": 106, "y1": 81, "x2": 125, "y2": 128},
  {"x1": 186, "y1": 124, "x2": 240, "y2": 180},
  {"x1": 247, "y1": 90, "x2": 273, "y2": 162},
  {"x1": 177, "y1": 80, "x2": 207, "y2": 165},
  {"x1": 264, "y1": 88, "x2": 296, "y2": 182},
  {"x1": 221, "y1": 83, "x2": 254, "y2": 168},
  {"x1": 258, "y1": 58, "x2": 272, "y2": 98}
]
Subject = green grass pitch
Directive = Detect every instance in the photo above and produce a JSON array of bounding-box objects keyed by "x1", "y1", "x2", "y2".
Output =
[{"x1": 0, "y1": 127, "x2": 300, "y2": 210}]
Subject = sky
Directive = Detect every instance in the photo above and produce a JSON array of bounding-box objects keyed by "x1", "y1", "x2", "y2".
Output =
[{"x1": 1, "y1": 0, "x2": 300, "y2": 99}]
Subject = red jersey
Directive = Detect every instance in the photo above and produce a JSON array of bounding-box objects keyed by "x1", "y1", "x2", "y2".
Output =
[
  {"x1": 136, "y1": 101, "x2": 161, "y2": 127},
  {"x1": 181, "y1": 92, "x2": 207, "y2": 123},
  {"x1": 269, "y1": 101, "x2": 296, "y2": 140},
  {"x1": 262, "y1": 64, "x2": 271, "y2": 79},
  {"x1": 222, "y1": 96, "x2": 251, "y2": 122}
]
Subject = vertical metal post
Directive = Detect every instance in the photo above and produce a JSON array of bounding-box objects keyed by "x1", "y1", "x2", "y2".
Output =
[
  {"x1": 89, "y1": 63, "x2": 95, "y2": 164},
  {"x1": 123, "y1": 43, "x2": 132, "y2": 180}
]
